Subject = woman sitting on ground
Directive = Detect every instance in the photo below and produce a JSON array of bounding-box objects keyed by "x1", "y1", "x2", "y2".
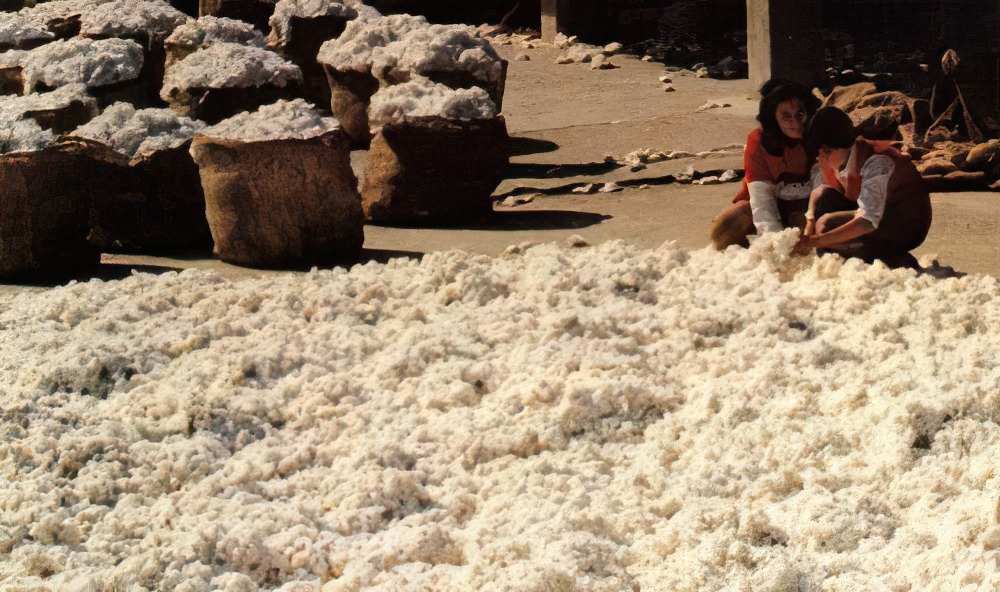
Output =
[
  {"x1": 798, "y1": 106, "x2": 932, "y2": 265},
  {"x1": 710, "y1": 79, "x2": 821, "y2": 249}
]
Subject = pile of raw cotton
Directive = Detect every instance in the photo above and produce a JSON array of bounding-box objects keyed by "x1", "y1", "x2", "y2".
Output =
[{"x1": 2, "y1": 232, "x2": 1000, "y2": 590}]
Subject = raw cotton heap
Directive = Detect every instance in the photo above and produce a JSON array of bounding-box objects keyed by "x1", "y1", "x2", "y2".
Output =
[
  {"x1": 71, "y1": 101, "x2": 205, "y2": 158},
  {"x1": 160, "y1": 42, "x2": 300, "y2": 99},
  {"x1": 370, "y1": 23, "x2": 505, "y2": 94},
  {"x1": 165, "y1": 16, "x2": 266, "y2": 53},
  {"x1": 78, "y1": 0, "x2": 187, "y2": 44},
  {"x1": 367, "y1": 76, "x2": 496, "y2": 129},
  {"x1": 200, "y1": 97, "x2": 338, "y2": 141},
  {"x1": 0, "y1": 82, "x2": 97, "y2": 123},
  {"x1": 4, "y1": 232, "x2": 1000, "y2": 590},
  {"x1": 0, "y1": 11, "x2": 53, "y2": 50},
  {"x1": 19, "y1": 37, "x2": 144, "y2": 93},
  {"x1": 316, "y1": 13, "x2": 426, "y2": 72}
]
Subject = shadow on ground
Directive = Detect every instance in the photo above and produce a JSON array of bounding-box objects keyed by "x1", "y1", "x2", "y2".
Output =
[
  {"x1": 509, "y1": 137, "x2": 560, "y2": 156},
  {"x1": 370, "y1": 210, "x2": 612, "y2": 231}
]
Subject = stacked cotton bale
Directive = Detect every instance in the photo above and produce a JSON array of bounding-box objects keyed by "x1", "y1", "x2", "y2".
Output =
[
  {"x1": 160, "y1": 41, "x2": 301, "y2": 123},
  {"x1": 316, "y1": 12, "x2": 426, "y2": 145},
  {"x1": 363, "y1": 77, "x2": 507, "y2": 224},
  {"x1": 370, "y1": 22, "x2": 507, "y2": 110},
  {"x1": 70, "y1": 102, "x2": 213, "y2": 252},
  {"x1": 0, "y1": 124, "x2": 108, "y2": 282},
  {"x1": 189, "y1": 99, "x2": 364, "y2": 267},
  {"x1": 0, "y1": 82, "x2": 98, "y2": 132},
  {"x1": 78, "y1": 0, "x2": 188, "y2": 106},
  {"x1": 266, "y1": 0, "x2": 357, "y2": 109},
  {"x1": 164, "y1": 16, "x2": 265, "y2": 69},
  {"x1": 15, "y1": 37, "x2": 146, "y2": 104}
]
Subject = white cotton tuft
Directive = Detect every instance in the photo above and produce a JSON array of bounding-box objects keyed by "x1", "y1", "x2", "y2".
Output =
[
  {"x1": 160, "y1": 42, "x2": 302, "y2": 99},
  {"x1": 316, "y1": 13, "x2": 427, "y2": 71},
  {"x1": 20, "y1": 37, "x2": 144, "y2": 92},
  {"x1": 368, "y1": 76, "x2": 497, "y2": 128},
  {"x1": 71, "y1": 102, "x2": 205, "y2": 158},
  {"x1": 200, "y1": 98, "x2": 340, "y2": 141}
]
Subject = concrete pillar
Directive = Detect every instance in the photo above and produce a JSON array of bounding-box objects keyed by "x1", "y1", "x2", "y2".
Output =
[
  {"x1": 747, "y1": 0, "x2": 824, "y2": 92},
  {"x1": 541, "y1": 0, "x2": 558, "y2": 42}
]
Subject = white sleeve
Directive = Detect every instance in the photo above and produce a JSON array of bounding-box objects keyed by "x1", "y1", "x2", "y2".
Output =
[
  {"x1": 748, "y1": 181, "x2": 783, "y2": 234},
  {"x1": 856, "y1": 156, "x2": 895, "y2": 229},
  {"x1": 810, "y1": 165, "x2": 825, "y2": 189}
]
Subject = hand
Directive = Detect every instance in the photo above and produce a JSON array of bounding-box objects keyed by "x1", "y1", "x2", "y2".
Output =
[{"x1": 793, "y1": 232, "x2": 816, "y2": 255}]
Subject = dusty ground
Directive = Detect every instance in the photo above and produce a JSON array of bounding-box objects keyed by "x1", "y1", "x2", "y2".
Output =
[{"x1": 103, "y1": 43, "x2": 1000, "y2": 281}]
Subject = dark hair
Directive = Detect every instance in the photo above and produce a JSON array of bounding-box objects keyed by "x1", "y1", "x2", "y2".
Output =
[
  {"x1": 803, "y1": 107, "x2": 858, "y2": 159},
  {"x1": 757, "y1": 79, "x2": 821, "y2": 156}
]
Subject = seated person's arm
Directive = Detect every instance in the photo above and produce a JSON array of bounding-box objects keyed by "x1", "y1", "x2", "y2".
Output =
[
  {"x1": 805, "y1": 156, "x2": 895, "y2": 249},
  {"x1": 748, "y1": 181, "x2": 783, "y2": 234}
]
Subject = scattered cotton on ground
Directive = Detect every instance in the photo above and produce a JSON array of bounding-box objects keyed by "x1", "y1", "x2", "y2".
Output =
[
  {"x1": 20, "y1": 37, "x2": 144, "y2": 93},
  {"x1": 200, "y1": 98, "x2": 338, "y2": 141},
  {"x1": 316, "y1": 13, "x2": 426, "y2": 72},
  {"x1": 165, "y1": 16, "x2": 266, "y2": 53},
  {"x1": 160, "y1": 42, "x2": 301, "y2": 98},
  {"x1": 267, "y1": 0, "x2": 357, "y2": 46},
  {"x1": 5, "y1": 232, "x2": 1000, "y2": 590},
  {"x1": 79, "y1": 0, "x2": 188, "y2": 43},
  {"x1": 370, "y1": 23, "x2": 503, "y2": 88},
  {"x1": 368, "y1": 76, "x2": 496, "y2": 128},
  {"x1": 71, "y1": 101, "x2": 205, "y2": 158}
]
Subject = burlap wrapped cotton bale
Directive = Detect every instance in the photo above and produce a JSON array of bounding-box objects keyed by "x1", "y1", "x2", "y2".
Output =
[
  {"x1": 362, "y1": 78, "x2": 507, "y2": 224},
  {"x1": 164, "y1": 16, "x2": 265, "y2": 69},
  {"x1": 160, "y1": 41, "x2": 301, "y2": 123},
  {"x1": 19, "y1": 38, "x2": 146, "y2": 106},
  {"x1": 0, "y1": 134, "x2": 112, "y2": 282},
  {"x1": 199, "y1": 0, "x2": 277, "y2": 33},
  {"x1": 79, "y1": 0, "x2": 188, "y2": 106},
  {"x1": 371, "y1": 23, "x2": 507, "y2": 111},
  {"x1": 266, "y1": 0, "x2": 356, "y2": 109},
  {"x1": 190, "y1": 99, "x2": 363, "y2": 268},
  {"x1": 316, "y1": 12, "x2": 425, "y2": 146},
  {"x1": 0, "y1": 83, "x2": 98, "y2": 133},
  {"x1": 71, "y1": 102, "x2": 212, "y2": 252}
]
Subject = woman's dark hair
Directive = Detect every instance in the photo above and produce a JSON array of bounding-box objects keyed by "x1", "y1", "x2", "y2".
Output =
[
  {"x1": 803, "y1": 107, "x2": 858, "y2": 160},
  {"x1": 757, "y1": 79, "x2": 821, "y2": 156}
]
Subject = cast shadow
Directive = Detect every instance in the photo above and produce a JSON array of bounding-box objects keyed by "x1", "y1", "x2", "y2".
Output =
[
  {"x1": 509, "y1": 137, "x2": 560, "y2": 156},
  {"x1": 375, "y1": 210, "x2": 612, "y2": 231}
]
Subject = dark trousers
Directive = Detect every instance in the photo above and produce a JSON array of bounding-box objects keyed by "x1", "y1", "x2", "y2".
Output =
[{"x1": 813, "y1": 187, "x2": 931, "y2": 264}]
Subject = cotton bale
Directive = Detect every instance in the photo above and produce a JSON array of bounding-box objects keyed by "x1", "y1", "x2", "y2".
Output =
[
  {"x1": 0, "y1": 83, "x2": 98, "y2": 133},
  {"x1": 70, "y1": 102, "x2": 212, "y2": 252},
  {"x1": 160, "y1": 41, "x2": 301, "y2": 123},
  {"x1": 362, "y1": 78, "x2": 507, "y2": 224},
  {"x1": 0, "y1": 137, "x2": 116, "y2": 282},
  {"x1": 163, "y1": 16, "x2": 266, "y2": 69},
  {"x1": 18, "y1": 38, "x2": 146, "y2": 107},
  {"x1": 316, "y1": 12, "x2": 425, "y2": 146},
  {"x1": 79, "y1": 0, "x2": 188, "y2": 106},
  {"x1": 189, "y1": 99, "x2": 363, "y2": 268},
  {"x1": 370, "y1": 22, "x2": 507, "y2": 111},
  {"x1": 266, "y1": 0, "x2": 356, "y2": 109}
]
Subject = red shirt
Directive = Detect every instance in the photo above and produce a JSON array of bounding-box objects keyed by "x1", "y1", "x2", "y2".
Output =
[{"x1": 733, "y1": 128, "x2": 811, "y2": 203}]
